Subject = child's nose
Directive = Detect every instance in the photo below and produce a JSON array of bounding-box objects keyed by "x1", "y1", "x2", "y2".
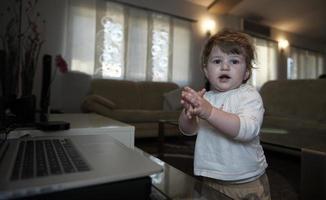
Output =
[{"x1": 221, "y1": 62, "x2": 230, "y2": 70}]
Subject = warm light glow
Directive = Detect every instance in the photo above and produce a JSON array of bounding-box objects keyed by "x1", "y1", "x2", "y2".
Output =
[
  {"x1": 202, "y1": 18, "x2": 216, "y2": 36},
  {"x1": 278, "y1": 39, "x2": 289, "y2": 49}
]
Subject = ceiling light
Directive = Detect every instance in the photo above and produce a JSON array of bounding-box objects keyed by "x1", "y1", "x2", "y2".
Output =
[
  {"x1": 278, "y1": 39, "x2": 289, "y2": 49},
  {"x1": 202, "y1": 18, "x2": 216, "y2": 36}
]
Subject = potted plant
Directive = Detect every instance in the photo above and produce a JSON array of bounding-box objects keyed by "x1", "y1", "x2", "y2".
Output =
[{"x1": 0, "y1": 0, "x2": 45, "y2": 123}]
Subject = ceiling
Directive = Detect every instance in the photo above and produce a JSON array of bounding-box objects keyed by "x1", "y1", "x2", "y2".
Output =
[{"x1": 185, "y1": 0, "x2": 326, "y2": 43}]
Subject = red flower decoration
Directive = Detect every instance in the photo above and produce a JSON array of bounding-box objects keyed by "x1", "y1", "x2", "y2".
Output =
[{"x1": 55, "y1": 55, "x2": 68, "y2": 73}]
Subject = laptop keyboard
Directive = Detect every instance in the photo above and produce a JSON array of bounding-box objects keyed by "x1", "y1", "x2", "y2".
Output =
[{"x1": 11, "y1": 139, "x2": 90, "y2": 180}]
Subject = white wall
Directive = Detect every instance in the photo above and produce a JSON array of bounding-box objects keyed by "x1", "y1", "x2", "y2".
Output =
[
  {"x1": 35, "y1": 0, "x2": 68, "y2": 110},
  {"x1": 0, "y1": 0, "x2": 67, "y2": 109}
]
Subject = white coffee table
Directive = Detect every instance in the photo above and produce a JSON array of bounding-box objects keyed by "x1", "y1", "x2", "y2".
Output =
[
  {"x1": 9, "y1": 114, "x2": 135, "y2": 148},
  {"x1": 49, "y1": 113, "x2": 135, "y2": 148}
]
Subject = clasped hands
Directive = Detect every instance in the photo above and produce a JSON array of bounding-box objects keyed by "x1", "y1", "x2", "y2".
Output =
[{"x1": 181, "y1": 87, "x2": 213, "y2": 120}]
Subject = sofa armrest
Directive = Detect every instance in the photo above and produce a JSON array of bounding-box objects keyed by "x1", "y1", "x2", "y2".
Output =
[{"x1": 81, "y1": 95, "x2": 116, "y2": 112}]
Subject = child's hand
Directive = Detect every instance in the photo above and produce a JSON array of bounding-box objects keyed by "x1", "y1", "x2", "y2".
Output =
[
  {"x1": 181, "y1": 88, "x2": 195, "y2": 119},
  {"x1": 181, "y1": 87, "x2": 212, "y2": 120}
]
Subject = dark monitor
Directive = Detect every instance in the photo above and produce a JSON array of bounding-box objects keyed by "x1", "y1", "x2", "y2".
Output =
[
  {"x1": 37, "y1": 54, "x2": 70, "y2": 131},
  {"x1": 40, "y1": 55, "x2": 52, "y2": 122},
  {"x1": 0, "y1": 96, "x2": 4, "y2": 130}
]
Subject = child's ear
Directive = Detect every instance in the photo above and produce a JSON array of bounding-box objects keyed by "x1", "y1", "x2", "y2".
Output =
[
  {"x1": 244, "y1": 69, "x2": 250, "y2": 81},
  {"x1": 203, "y1": 67, "x2": 208, "y2": 78}
]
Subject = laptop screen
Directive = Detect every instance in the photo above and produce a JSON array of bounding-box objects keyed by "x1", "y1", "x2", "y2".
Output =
[{"x1": 0, "y1": 96, "x2": 5, "y2": 133}]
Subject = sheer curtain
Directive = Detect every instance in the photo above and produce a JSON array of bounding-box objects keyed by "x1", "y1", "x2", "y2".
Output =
[
  {"x1": 65, "y1": 0, "x2": 96, "y2": 75},
  {"x1": 64, "y1": 0, "x2": 192, "y2": 86},
  {"x1": 249, "y1": 37, "x2": 278, "y2": 89},
  {"x1": 287, "y1": 47, "x2": 324, "y2": 79},
  {"x1": 125, "y1": 8, "x2": 148, "y2": 81}
]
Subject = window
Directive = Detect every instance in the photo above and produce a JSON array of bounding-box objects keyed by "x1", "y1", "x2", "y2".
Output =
[
  {"x1": 249, "y1": 37, "x2": 278, "y2": 89},
  {"x1": 150, "y1": 14, "x2": 171, "y2": 81},
  {"x1": 68, "y1": 1, "x2": 96, "y2": 75},
  {"x1": 287, "y1": 47, "x2": 324, "y2": 79},
  {"x1": 96, "y1": 2, "x2": 125, "y2": 78},
  {"x1": 67, "y1": 0, "x2": 192, "y2": 85}
]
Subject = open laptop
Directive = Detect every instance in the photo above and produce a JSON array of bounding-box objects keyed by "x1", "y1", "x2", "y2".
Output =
[{"x1": 0, "y1": 133, "x2": 162, "y2": 199}]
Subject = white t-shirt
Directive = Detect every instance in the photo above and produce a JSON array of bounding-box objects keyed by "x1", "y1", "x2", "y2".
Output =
[{"x1": 193, "y1": 84, "x2": 268, "y2": 181}]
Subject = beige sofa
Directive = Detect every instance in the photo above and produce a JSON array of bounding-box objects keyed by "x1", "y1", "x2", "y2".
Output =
[
  {"x1": 260, "y1": 79, "x2": 326, "y2": 131},
  {"x1": 81, "y1": 79, "x2": 182, "y2": 138}
]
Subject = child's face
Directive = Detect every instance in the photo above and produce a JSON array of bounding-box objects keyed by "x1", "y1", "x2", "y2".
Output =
[{"x1": 204, "y1": 47, "x2": 249, "y2": 92}]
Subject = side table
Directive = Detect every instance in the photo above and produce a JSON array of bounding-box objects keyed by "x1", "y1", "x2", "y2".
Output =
[{"x1": 158, "y1": 120, "x2": 178, "y2": 158}]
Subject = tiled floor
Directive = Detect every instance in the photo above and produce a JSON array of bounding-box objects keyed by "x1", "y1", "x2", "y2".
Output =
[{"x1": 136, "y1": 137, "x2": 301, "y2": 200}]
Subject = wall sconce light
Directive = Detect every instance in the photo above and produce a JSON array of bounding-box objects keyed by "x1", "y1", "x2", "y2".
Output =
[
  {"x1": 202, "y1": 19, "x2": 216, "y2": 37},
  {"x1": 278, "y1": 39, "x2": 289, "y2": 50}
]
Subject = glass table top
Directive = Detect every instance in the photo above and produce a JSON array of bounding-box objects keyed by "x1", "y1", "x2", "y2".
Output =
[{"x1": 136, "y1": 148, "x2": 232, "y2": 200}]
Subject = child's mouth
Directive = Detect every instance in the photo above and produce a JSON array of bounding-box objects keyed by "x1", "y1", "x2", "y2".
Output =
[{"x1": 219, "y1": 74, "x2": 231, "y2": 81}]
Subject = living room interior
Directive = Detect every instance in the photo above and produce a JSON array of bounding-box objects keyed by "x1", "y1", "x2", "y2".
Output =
[{"x1": 1, "y1": 0, "x2": 326, "y2": 199}]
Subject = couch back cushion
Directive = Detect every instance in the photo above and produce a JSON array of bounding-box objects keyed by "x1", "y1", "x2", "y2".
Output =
[
  {"x1": 90, "y1": 79, "x2": 141, "y2": 109},
  {"x1": 260, "y1": 79, "x2": 326, "y2": 121},
  {"x1": 61, "y1": 71, "x2": 91, "y2": 113},
  {"x1": 138, "y1": 81, "x2": 179, "y2": 110}
]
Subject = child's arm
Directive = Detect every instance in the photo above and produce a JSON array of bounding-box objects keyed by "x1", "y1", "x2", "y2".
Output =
[
  {"x1": 206, "y1": 107, "x2": 240, "y2": 138},
  {"x1": 178, "y1": 108, "x2": 198, "y2": 135},
  {"x1": 182, "y1": 87, "x2": 240, "y2": 138}
]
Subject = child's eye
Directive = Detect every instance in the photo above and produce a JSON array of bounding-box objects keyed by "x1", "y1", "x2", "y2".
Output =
[
  {"x1": 212, "y1": 59, "x2": 222, "y2": 64},
  {"x1": 230, "y1": 59, "x2": 240, "y2": 64}
]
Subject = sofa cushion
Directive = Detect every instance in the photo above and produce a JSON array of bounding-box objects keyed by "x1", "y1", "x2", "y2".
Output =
[
  {"x1": 60, "y1": 71, "x2": 92, "y2": 113},
  {"x1": 260, "y1": 79, "x2": 326, "y2": 121},
  {"x1": 138, "y1": 81, "x2": 179, "y2": 110},
  {"x1": 163, "y1": 88, "x2": 182, "y2": 111},
  {"x1": 90, "y1": 79, "x2": 141, "y2": 109},
  {"x1": 84, "y1": 79, "x2": 182, "y2": 138}
]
